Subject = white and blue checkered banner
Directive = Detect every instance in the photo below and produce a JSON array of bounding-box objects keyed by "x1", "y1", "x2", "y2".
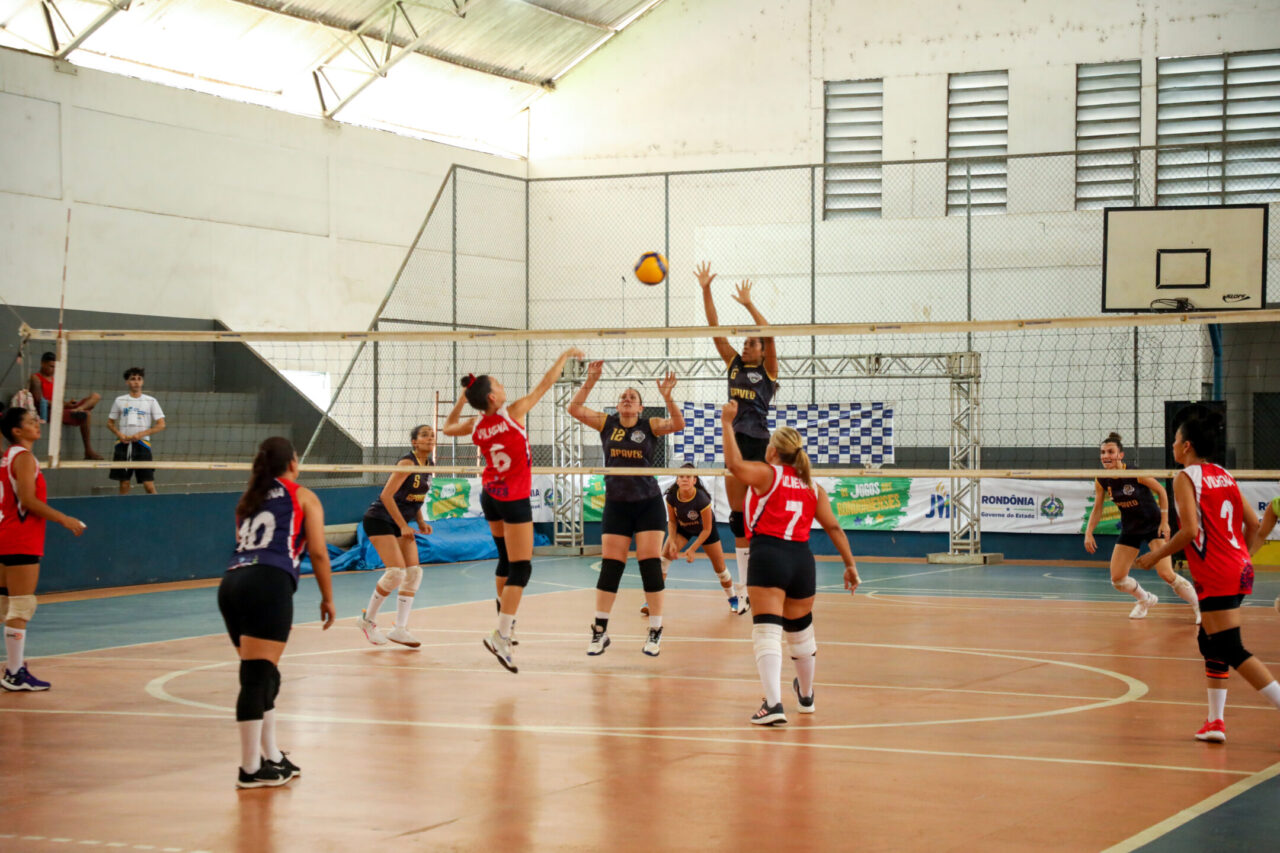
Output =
[{"x1": 672, "y1": 403, "x2": 894, "y2": 465}]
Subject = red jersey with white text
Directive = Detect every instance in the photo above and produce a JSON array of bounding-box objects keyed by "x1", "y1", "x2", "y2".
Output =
[
  {"x1": 1180, "y1": 463, "x2": 1254, "y2": 599},
  {"x1": 472, "y1": 406, "x2": 532, "y2": 501},
  {"x1": 228, "y1": 477, "x2": 306, "y2": 583},
  {"x1": 744, "y1": 464, "x2": 816, "y2": 542},
  {"x1": 0, "y1": 446, "x2": 46, "y2": 556}
]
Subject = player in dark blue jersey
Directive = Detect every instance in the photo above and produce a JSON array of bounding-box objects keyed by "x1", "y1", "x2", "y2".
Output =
[
  {"x1": 698, "y1": 260, "x2": 779, "y2": 614},
  {"x1": 355, "y1": 425, "x2": 436, "y2": 649},
  {"x1": 662, "y1": 462, "x2": 737, "y2": 610},
  {"x1": 219, "y1": 436, "x2": 335, "y2": 789}
]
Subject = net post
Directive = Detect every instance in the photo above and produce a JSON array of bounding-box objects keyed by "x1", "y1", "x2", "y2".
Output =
[
  {"x1": 47, "y1": 335, "x2": 68, "y2": 467},
  {"x1": 551, "y1": 363, "x2": 585, "y2": 550}
]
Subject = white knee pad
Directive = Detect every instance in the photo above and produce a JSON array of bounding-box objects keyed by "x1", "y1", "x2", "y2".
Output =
[
  {"x1": 752, "y1": 623, "x2": 782, "y2": 661},
  {"x1": 400, "y1": 565, "x2": 423, "y2": 594},
  {"x1": 785, "y1": 625, "x2": 817, "y2": 659},
  {"x1": 1113, "y1": 576, "x2": 1137, "y2": 593},
  {"x1": 378, "y1": 565, "x2": 405, "y2": 592},
  {"x1": 6, "y1": 595, "x2": 36, "y2": 621}
]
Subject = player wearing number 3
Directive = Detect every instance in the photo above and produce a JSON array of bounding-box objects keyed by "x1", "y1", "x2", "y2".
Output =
[
  {"x1": 444, "y1": 348, "x2": 585, "y2": 673},
  {"x1": 1136, "y1": 407, "x2": 1280, "y2": 745}
]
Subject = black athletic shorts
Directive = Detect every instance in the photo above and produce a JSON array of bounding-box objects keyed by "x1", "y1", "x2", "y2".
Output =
[
  {"x1": 0, "y1": 554, "x2": 40, "y2": 566},
  {"x1": 481, "y1": 491, "x2": 533, "y2": 525},
  {"x1": 1117, "y1": 524, "x2": 1162, "y2": 550},
  {"x1": 218, "y1": 564, "x2": 295, "y2": 646},
  {"x1": 735, "y1": 432, "x2": 770, "y2": 463},
  {"x1": 1200, "y1": 594, "x2": 1247, "y2": 612},
  {"x1": 109, "y1": 441, "x2": 155, "y2": 483},
  {"x1": 601, "y1": 496, "x2": 667, "y2": 538},
  {"x1": 675, "y1": 524, "x2": 721, "y2": 547},
  {"x1": 746, "y1": 534, "x2": 816, "y2": 599},
  {"x1": 362, "y1": 513, "x2": 403, "y2": 538}
]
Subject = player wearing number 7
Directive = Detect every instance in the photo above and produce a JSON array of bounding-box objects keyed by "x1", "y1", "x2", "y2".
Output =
[
  {"x1": 443, "y1": 348, "x2": 585, "y2": 673},
  {"x1": 1136, "y1": 406, "x2": 1280, "y2": 745},
  {"x1": 721, "y1": 399, "x2": 859, "y2": 727}
]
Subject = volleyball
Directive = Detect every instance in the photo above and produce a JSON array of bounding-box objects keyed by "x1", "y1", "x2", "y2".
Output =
[{"x1": 634, "y1": 252, "x2": 667, "y2": 285}]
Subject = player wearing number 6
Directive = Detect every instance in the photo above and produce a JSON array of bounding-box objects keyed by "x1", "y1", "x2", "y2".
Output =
[
  {"x1": 721, "y1": 400, "x2": 859, "y2": 726},
  {"x1": 443, "y1": 348, "x2": 585, "y2": 673},
  {"x1": 1136, "y1": 407, "x2": 1280, "y2": 745}
]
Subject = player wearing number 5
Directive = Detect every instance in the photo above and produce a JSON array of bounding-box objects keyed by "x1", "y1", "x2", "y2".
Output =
[
  {"x1": 443, "y1": 348, "x2": 585, "y2": 673},
  {"x1": 721, "y1": 400, "x2": 859, "y2": 726},
  {"x1": 1136, "y1": 407, "x2": 1280, "y2": 744}
]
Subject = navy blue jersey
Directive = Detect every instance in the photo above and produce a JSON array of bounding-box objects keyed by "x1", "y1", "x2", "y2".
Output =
[
  {"x1": 229, "y1": 478, "x2": 306, "y2": 583},
  {"x1": 366, "y1": 453, "x2": 432, "y2": 523},
  {"x1": 1097, "y1": 467, "x2": 1162, "y2": 534},
  {"x1": 667, "y1": 485, "x2": 713, "y2": 535},
  {"x1": 728, "y1": 354, "x2": 776, "y2": 439},
  {"x1": 601, "y1": 413, "x2": 661, "y2": 502}
]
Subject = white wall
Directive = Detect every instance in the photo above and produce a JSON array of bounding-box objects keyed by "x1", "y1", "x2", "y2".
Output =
[{"x1": 0, "y1": 47, "x2": 525, "y2": 333}]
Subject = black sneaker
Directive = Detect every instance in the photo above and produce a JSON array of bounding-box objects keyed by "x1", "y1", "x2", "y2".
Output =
[
  {"x1": 267, "y1": 751, "x2": 300, "y2": 780},
  {"x1": 792, "y1": 677, "x2": 815, "y2": 714},
  {"x1": 236, "y1": 762, "x2": 289, "y2": 789},
  {"x1": 750, "y1": 699, "x2": 787, "y2": 726}
]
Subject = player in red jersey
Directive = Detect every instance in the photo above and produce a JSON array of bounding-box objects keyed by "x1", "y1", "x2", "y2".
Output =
[
  {"x1": 0, "y1": 407, "x2": 86, "y2": 691},
  {"x1": 443, "y1": 347, "x2": 584, "y2": 673},
  {"x1": 1137, "y1": 406, "x2": 1280, "y2": 744},
  {"x1": 722, "y1": 400, "x2": 859, "y2": 726}
]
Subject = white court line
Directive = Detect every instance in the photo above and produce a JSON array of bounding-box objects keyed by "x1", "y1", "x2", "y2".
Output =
[
  {"x1": 1041, "y1": 572, "x2": 1117, "y2": 584},
  {"x1": 1101, "y1": 760, "x2": 1280, "y2": 851}
]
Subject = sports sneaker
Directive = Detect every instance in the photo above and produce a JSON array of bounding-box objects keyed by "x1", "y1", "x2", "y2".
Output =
[
  {"x1": 386, "y1": 626, "x2": 421, "y2": 648},
  {"x1": 793, "y1": 677, "x2": 815, "y2": 714},
  {"x1": 750, "y1": 699, "x2": 787, "y2": 726},
  {"x1": 1194, "y1": 718, "x2": 1226, "y2": 743},
  {"x1": 727, "y1": 595, "x2": 739, "y2": 613},
  {"x1": 356, "y1": 611, "x2": 388, "y2": 645},
  {"x1": 1, "y1": 665, "x2": 51, "y2": 692},
  {"x1": 267, "y1": 751, "x2": 300, "y2": 779},
  {"x1": 736, "y1": 595, "x2": 751, "y2": 616},
  {"x1": 236, "y1": 762, "x2": 289, "y2": 789},
  {"x1": 1129, "y1": 591, "x2": 1158, "y2": 619},
  {"x1": 642, "y1": 627, "x2": 663, "y2": 657},
  {"x1": 483, "y1": 629, "x2": 517, "y2": 673},
  {"x1": 510, "y1": 618, "x2": 519, "y2": 646},
  {"x1": 587, "y1": 625, "x2": 611, "y2": 656},
  {"x1": 640, "y1": 601, "x2": 650, "y2": 616}
]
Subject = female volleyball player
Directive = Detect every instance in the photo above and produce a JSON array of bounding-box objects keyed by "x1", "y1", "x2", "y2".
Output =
[
  {"x1": 721, "y1": 400, "x2": 859, "y2": 726},
  {"x1": 662, "y1": 462, "x2": 736, "y2": 611},
  {"x1": 1084, "y1": 432, "x2": 1199, "y2": 622},
  {"x1": 443, "y1": 347, "x2": 585, "y2": 673},
  {"x1": 567, "y1": 361, "x2": 685, "y2": 656},
  {"x1": 356, "y1": 424, "x2": 436, "y2": 648},
  {"x1": 1249, "y1": 494, "x2": 1280, "y2": 612},
  {"x1": 0, "y1": 407, "x2": 86, "y2": 692},
  {"x1": 699, "y1": 260, "x2": 778, "y2": 614},
  {"x1": 1136, "y1": 408, "x2": 1280, "y2": 744},
  {"x1": 220, "y1": 436, "x2": 336, "y2": 788}
]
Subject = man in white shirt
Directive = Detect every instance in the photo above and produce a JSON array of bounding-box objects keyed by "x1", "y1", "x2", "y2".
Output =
[{"x1": 107, "y1": 367, "x2": 167, "y2": 495}]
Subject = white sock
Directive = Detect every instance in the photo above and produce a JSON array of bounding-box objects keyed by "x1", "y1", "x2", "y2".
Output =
[
  {"x1": 365, "y1": 587, "x2": 389, "y2": 622},
  {"x1": 716, "y1": 568, "x2": 734, "y2": 595},
  {"x1": 649, "y1": 614, "x2": 663, "y2": 630},
  {"x1": 735, "y1": 547, "x2": 750, "y2": 590},
  {"x1": 498, "y1": 612, "x2": 515, "y2": 639},
  {"x1": 1115, "y1": 575, "x2": 1144, "y2": 600},
  {"x1": 1169, "y1": 576, "x2": 1198, "y2": 606},
  {"x1": 1258, "y1": 681, "x2": 1280, "y2": 711},
  {"x1": 239, "y1": 719, "x2": 264, "y2": 773},
  {"x1": 752, "y1": 623, "x2": 783, "y2": 706},
  {"x1": 1208, "y1": 687, "x2": 1228, "y2": 721},
  {"x1": 4, "y1": 626, "x2": 25, "y2": 672},
  {"x1": 395, "y1": 595, "x2": 414, "y2": 630},
  {"x1": 794, "y1": 654, "x2": 816, "y2": 698},
  {"x1": 260, "y1": 709, "x2": 282, "y2": 763}
]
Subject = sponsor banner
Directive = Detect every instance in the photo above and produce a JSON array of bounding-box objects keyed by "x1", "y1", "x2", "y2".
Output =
[
  {"x1": 1242, "y1": 482, "x2": 1280, "y2": 541},
  {"x1": 825, "y1": 476, "x2": 912, "y2": 530},
  {"x1": 673, "y1": 402, "x2": 894, "y2": 465},
  {"x1": 425, "y1": 475, "x2": 555, "y2": 523}
]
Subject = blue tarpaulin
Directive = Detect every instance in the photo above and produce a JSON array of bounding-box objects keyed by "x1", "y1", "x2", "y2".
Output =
[{"x1": 301, "y1": 517, "x2": 549, "y2": 574}]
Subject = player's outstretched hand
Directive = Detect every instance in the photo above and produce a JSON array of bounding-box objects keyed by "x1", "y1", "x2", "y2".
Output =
[
  {"x1": 587, "y1": 360, "x2": 604, "y2": 381},
  {"x1": 731, "y1": 280, "x2": 753, "y2": 306},
  {"x1": 657, "y1": 371, "x2": 677, "y2": 397},
  {"x1": 695, "y1": 261, "x2": 716, "y2": 290}
]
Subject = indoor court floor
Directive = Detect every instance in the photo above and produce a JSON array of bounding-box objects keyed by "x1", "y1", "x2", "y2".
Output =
[{"x1": 4, "y1": 557, "x2": 1280, "y2": 852}]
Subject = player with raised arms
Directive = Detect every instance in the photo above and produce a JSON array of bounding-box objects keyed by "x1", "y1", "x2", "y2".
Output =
[
  {"x1": 1249, "y1": 493, "x2": 1280, "y2": 611},
  {"x1": 0, "y1": 407, "x2": 87, "y2": 691},
  {"x1": 443, "y1": 347, "x2": 584, "y2": 673},
  {"x1": 721, "y1": 400, "x2": 859, "y2": 726},
  {"x1": 567, "y1": 361, "x2": 685, "y2": 657},
  {"x1": 1136, "y1": 407, "x2": 1280, "y2": 744},
  {"x1": 698, "y1": 260, "x2": 778, "y2": 614},
  {"x1": 1084, "y1": 431, "x2": 1199, "y2": 622},
  {"x1": 356, "y1": 424, "x2": 436, "y2": 649},
  {"x1": 219, "y1": 436, "x2": 336, "y2": 788},
  {"x1": 662, "y1": 462, "x2": 737, "y2": 611}
]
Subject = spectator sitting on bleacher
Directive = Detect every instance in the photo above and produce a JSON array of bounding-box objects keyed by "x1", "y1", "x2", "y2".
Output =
[
  {"x1": 29, "y1": 352, "x2": 102, "y2": 459},
  {"x1": 107, "y1": 367, "x2": 166, "y2": 495}
]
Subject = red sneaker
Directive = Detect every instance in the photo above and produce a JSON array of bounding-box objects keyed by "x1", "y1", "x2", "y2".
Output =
[{"x1": 1194, "y1": 719, "x2": 1226, "y2": 743}]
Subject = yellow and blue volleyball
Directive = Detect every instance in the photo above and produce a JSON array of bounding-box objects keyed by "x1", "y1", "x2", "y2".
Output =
[{"x1": 634, "y1": 252, "x2": 668, "y2": 285}]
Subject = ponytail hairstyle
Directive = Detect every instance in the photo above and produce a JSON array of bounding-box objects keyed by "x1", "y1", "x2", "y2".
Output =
[
  {"x1": 461, "y1": 373, "x2": 493, "y2": 412},
  {"x1": 769, "y1": 426, "x2": 812, "y2": 486},
  {"x1": 1177, "y1": 404, "x2": 1224, "y2": 460},
  {"x1": 666, "y1": 461, "x2": 711, "y2": 503},
  {"x1": 1101, "y1": 431, "x2": 1124, "y2": 451},
  {"x1": 236, "y1": 436, "x2": 296, "y2": 520}
]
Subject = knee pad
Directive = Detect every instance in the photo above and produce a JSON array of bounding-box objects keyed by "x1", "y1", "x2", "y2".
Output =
[
  {"x1": 378, "y1": 565, "x2": 405, "y2": 592},
  {"x1": 782, "y1": 612, "x2": 813, "y2": 633},
  {"x1": 751, "y1": 622, "x2": 783, "y2": 661},
  {"x1": 236, "y1": 659, "x2": 275, "y2": 722},
  {"x1": 752, "y1": 613, "x2": 785, "y2": 627},
  {"x1": 597, "y1": 558, "x2": 626, "y2": 594},
  {"x1": 1207, "y1": 627, "x2": 1252, "y2": 669},
  {"x1": 400, "y1": 565, "x2": 423, "y2": 594},
  {"x1": 785, "y1": 625, "x2": 817, "y2": 659},
  {"x1": 264, "y1": 664, "x2": 282, "y2": 711},
  {"x1": 494, "y1": 537, "x2": 509, "y2": 577},
  {"x1": 639, "y1": 558, "x2": 665, "y2": 593},
  {"x1": 506, "y1": 559, "x2": 532, "y2": 588},
  {"x1": 6, "y1": 594, "x2": 36, "y2": 622},
  {"x1": 1113, "y1": 576, "x2": 1137, "y2": 593},
  {"x1": 1205, "y1": 658, "x2": 1230, "y2": 679},
  {"x1": 729, "y1": 511, "x2": 745, "y2": 539}
]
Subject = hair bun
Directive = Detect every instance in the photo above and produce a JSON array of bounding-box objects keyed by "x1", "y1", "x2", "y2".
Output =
[{"x1": 461, "y1": 373, "x2": 475, "y2": 389}]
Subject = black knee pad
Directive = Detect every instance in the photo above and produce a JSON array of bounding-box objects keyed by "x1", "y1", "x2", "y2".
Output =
[
  {"x1": 639, "y1": 557, "x2": 665, "y2": 593},
  {"x1": 236, "y1": 659, "x2": 275, "y2": 722},
  {"x1": 268, "y1": 664, "x2": 281, "y2": 709},
  {"x1": 1207, "y1": 627, "x2": 1252, "y2": 669},
  {"x1": 1206, "y1": 659, "x2": 1230, "y2": 678},
  {"x1": 782, "y1": 612, "x2": 813, "y2": 632},
  {"x1": 506, "y1": 559, "x2": 532, "y2": 588},
  {"x1": 752, "y1": 613, "x2": 785, "y2": 626},
  {"x1": 597, "y1": 558, "x2": 625, "y2": 594},
  {"x1": 494, "y1": 537, "x2": 509, "y2": 578},
  {"x1": 1196, "y1": 626, "x2": 1212, "y2": 659},
  {"x1": 729, "y1": 511, "x2": 745, "y2": 538}
]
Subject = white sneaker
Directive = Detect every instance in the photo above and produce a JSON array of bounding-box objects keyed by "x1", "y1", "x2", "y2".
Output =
[
  {"x1": 1129, "y1": 591, "x2": 1158, "y2": 619},
  {"x1": 736, "y1": 594, "x2": 751, "y2": 616},
  {"x1": 587, "y1": 625, "x2": 610, "y2": 656},
  {"x1": 642, "y1": 627, "x2": 662, "y2": 657},
  {"x1": 357, "y1": 611, "x2": 387, "y2": 645},
  {"x1": 483, "y1": 629, "x2": 517, "y2": 673},
  {"x1": 387, "y1": 626, "x2": 421, "y2": 648}
]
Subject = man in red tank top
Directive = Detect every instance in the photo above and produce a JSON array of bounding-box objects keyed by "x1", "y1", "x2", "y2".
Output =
[{"x1": 29, "y1": 352, "x2": 103, "y2": 459}]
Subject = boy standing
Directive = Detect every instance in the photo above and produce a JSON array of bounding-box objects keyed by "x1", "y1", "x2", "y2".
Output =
[{"x1": 108, "y1": 367, "x2": 166, "y2": 495}]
